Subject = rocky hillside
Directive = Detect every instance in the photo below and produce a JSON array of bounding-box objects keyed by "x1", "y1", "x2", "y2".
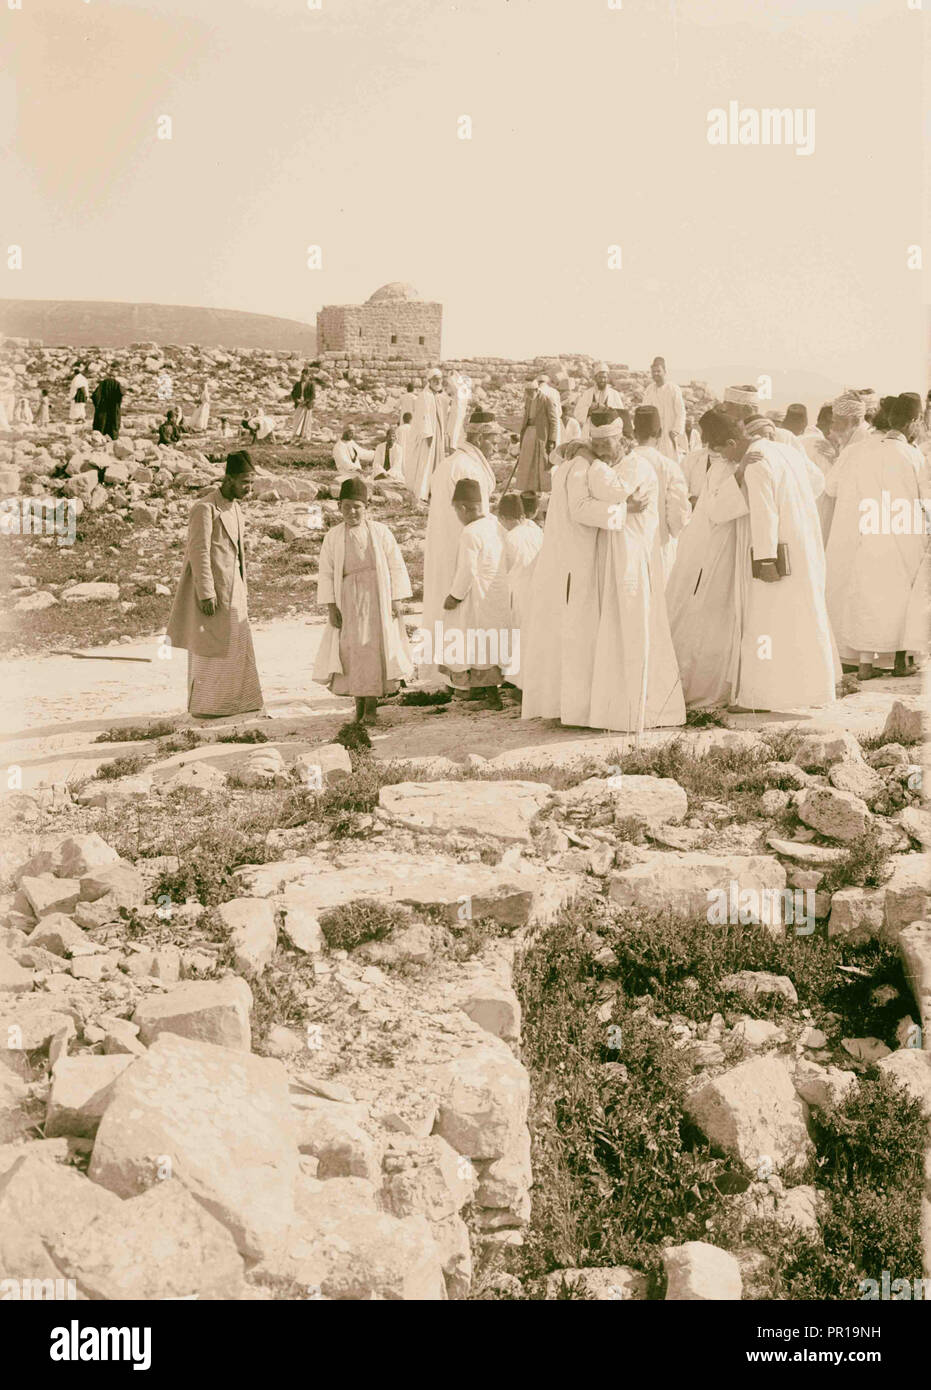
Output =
[{"x1": 0, "y1": 301, "x2": 317, "y2": 353}]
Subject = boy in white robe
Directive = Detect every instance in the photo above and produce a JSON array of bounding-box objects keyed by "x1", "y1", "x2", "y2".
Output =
[
  {"x1": 630, "y1": 404, "x2": 691, "y2": 582},
  {"x1": 497, "y1": 492, "x2": 543, "y2": 690},
  {"x1": 313, "y1": 477, "x2": 412, "y2": 725},
  {"x1": 441, "y1": 478, "x2": 510, "y2": 708}
]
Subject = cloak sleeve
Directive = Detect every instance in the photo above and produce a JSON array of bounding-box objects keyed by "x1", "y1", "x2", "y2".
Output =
[
  {"x1": 449, "y1": 529, "x2": 479, "y2": 601},
  {"x1": 671, "y1": 384, "x2": 686, "y2": 437},
  {"x1": 188, "y1": 501, "x2": 216, "y2": 603},
  {"x1": 744, "y1": 453, "x2": 780, "y2": 562},
  {"x1": 706, "y1": 473, "x2": 749, "y2": 526},
  {"x1": 664, "y1": 458, "x2": 691, "y2": 537},
  {"x1": 316, "y1": 526, "x2": 338, "y2": 607},
  {"x1": 567, "y1": 458, "x2": 631, "y2": 531},
  {"x1": 379, "y1": 524, "x2": 413, "y2": 601}
]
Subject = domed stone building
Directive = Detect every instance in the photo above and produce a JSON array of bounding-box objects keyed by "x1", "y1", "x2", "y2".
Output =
[{"x1": 316, "y1": 282, "x2": 442, "y2": 360}]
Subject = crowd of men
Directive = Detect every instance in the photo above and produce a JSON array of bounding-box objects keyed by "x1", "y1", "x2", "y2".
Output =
[{"x1": 164, "y1": 355, "x2": 929, "y2": 729}]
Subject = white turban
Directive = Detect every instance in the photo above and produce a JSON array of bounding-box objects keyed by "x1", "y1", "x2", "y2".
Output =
[
  {"x1": 590, "y1": 418, "x2": 624, "y2": 440},
  {"x1": 594, "y1": 362, "x2": 609, "y2": 374},
  {"x1": 724, "y1": 384, "x2": 760, "y2": 406},
  {"x1": 832, "y1": 393, "x2": 866, "y2": 423}
]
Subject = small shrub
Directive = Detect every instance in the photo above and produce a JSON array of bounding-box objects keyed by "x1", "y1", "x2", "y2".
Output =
[
  {"x1": 398, "y1": 689, "x2": 452, "y2": 706},
  {"x1": 819, "y1": 830, "x2": 894, "y2": 894},
  {"x1": 684, "y1": 707, "x2": 726, "y2": 728},
  {"x1": 318, "y1": 898, "x2": 407, "y2": 952},
  {"x1": 217, "y1": 728, "x2": 269, "y2": 744},
  {"x1": 96, "y1": 752, "x2": 148, "y2": 780},
  {"x1": 158, "y1": 728, "x2": 203, "y2": 754},
  {"x1": 336, "y1": 721, "x2": 371, "y2": 752},
  {"x1": 94, "y1": 720, "x2": 177, "y2": 743}
]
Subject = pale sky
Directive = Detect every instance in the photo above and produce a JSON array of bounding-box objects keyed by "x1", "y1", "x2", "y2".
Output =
[{"x1": 2, "y1": 0, "x2": 926, "y2": 390}]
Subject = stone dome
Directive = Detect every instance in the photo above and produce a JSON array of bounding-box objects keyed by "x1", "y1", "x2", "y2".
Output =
[{"x1": 366, "y1": 282, "x2": 420, "y2": 304}]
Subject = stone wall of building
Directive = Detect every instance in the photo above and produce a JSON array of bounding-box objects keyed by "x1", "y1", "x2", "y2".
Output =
[{"x1": 317, "y1": 301, "x2": 442, "y2": 359}]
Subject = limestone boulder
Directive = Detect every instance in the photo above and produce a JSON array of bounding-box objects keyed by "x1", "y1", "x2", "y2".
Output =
[
  {"x1": 132, "y1": 976, "x2": 252, "y2": 1050},
  {"x1": 294, "y1": 1107, "x2": 380, "y2": 1182},
  {"x1": 663, "y1": 1241, "x2": 742, "y2": 1300},
  {"x1": 381, "y1": 1135, "x2": 475, "y2": 1221},
  {"x1": 877, "y1": 1049, "x2": 931, "y2": 1116},
  {"x1": 829, "y1": 759, "x2": 884, "y2": 802},
  {"x1": 26, "y1": 912, "x2": 89, "y2": 957},
  {"x1": 0, "y1": 1152, "x2": 121, "y2": 1283},
  {"x1": 793, "y1": 1060, "x2": 859, "y2": 1111},
  {"x1": 79, "y1": 860, "x2": 145, "y2": 909},
  {"x1": 19, "y1": 832, "x2": 119, "y2": 882},
  {"x1": 884, "y1": 855, "x2": 931, "y2": 938},
  {"x1": 560, "y1": 774, "x2": 688, "y2": 829},
  {"x1": 720, "y1": 970, "x2": 798, "y2": 1004},
  {"x1": 294, "y1": 742, "x2": 352, "y2": 787},
  {"x1": 685, "y1": 1054, "x2": 813, "y2": 1174},
  {"x1": 828, "y1": 887, "x2": 887, "y2": 944},
  {"x1": 45, "y1": 1054, "x2": 134, "y2": 1138},
  {"x1": 378, "y1": 779, "x2": 551, "y2": 845},
  {"x1": 0, "y1": 950, "x2": 34, "y2": 994},
  {"x1": 215, "y1": 898, "x2": 277, "y2": 976},
  {"x1": 792, "y1": 731, "x2": 864, "y2": 770},
  {"x1": 285, "y1": 1175, "x2": 446, "y2": 1300},
  {"x1": 62, "y1": 582, "x2": 119, "y2": 603},
  {"x1": 882, "y1": 700, "x2": 923, "y2": 744},
  {"x1": 89, "y1": 1033, "x2": 299, "y2": 1263},
  {"x1": 458, "y1": 984, "x2": 521, "y2": 1043},
  {"x1": 796, "y1": 786, "x2": 871, "y2": 843},
  {"x1": 276, "y1": 885, "x2": 324, "y2": 954},
  {"x1": 20, "y1": 875, "x2": 80, "y2": 918},
  {"x1": 236, "y1": 847, "x2": 575, "y2": 930},
  {"x1": 48, "y1": 1180, "x2": 246, "y2": 1300},
  {"x1": 432, "y1": 1040, "x2": 529, "y2": 1160},
  {"x1": 0, "y1": 1067, "x2": 42, "y2": 1143},
  {"x1": 609, "y1": 852, "x2": 785, "y2": 922}
]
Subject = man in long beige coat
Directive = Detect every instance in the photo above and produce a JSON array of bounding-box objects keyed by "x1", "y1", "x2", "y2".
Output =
[{"x1": 166, "y1": 451, "x2": 264, "y2": 718}]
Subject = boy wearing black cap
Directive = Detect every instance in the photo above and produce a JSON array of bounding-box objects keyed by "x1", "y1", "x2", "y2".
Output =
[
  {"x1": 440, "y1": 478, "x2": 510, "y2": 708},
  {"x1": 313, "y1": 477, "x2": 413, "y2": 724}
]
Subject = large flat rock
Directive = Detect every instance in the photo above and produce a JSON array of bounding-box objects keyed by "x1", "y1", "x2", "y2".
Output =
[
  {"x1": 685, "y1": 1054, "x2": 813, "y2": 1176},
  {"x1": 235, "y1": 848, "x2": 577, "y2": 929},
  {"x1": 609, "y1": 852, "x2": 786, "y2": 922},
  {"x1": 89, "y1": 1033, "x2": 299, "y2": 1263},
  {"x1": 378, "y1": 780, "x2": 551, "y2": 844}
]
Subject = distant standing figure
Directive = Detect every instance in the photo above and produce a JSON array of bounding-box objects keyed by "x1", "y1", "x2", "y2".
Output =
[
  {"x1": 290, "y1": 364, "x2": 320, "y2": 441},
  {"x1": 13, "y1": 396, "x2": 33, "y2": 426},
  {"x1": 190, "y1": 380, "x2": 211, "y2": 432},
  {"x1": 166, "y1": 451, "x2": 264, "y2": 719},
  {"x1": 68, "y1": 365, "x2": 89, "y2": 423},
  {"x1": 515, "y1": 378, "x2": 558, "y2": 492},
  {"x1": 640, "y1": 356, "x2": 686, "y2": 459},
  {"x1": 36, "y1": 389, "x2": 50, "y2": 428},
  {"x1": 92, "y1": 364, "x2": 123, "y2": 439},
  {"x1": 445, "y1": 369, "x2": 473, "y2": 451},
  {"x1": 406, "y1": 369, "x2": 449, "y2": 502}
]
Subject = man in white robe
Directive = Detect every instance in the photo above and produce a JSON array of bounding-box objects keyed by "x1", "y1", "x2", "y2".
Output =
[
  {"x1": 561, "y1": 401, "x2": 582, "y2": 446},
  {"x1": 405, "y1": 369, "x2": 449, "y2": 502},
  {"x1": 398, "y1": 383, "x2": 417, "y2": 426},
  {"x1": 440, "y1": 478, "x2": 511, "y2": 707},
  {"x1": 723, "y1": 426, "x2": 838, "y2": 711},
  {"x1": 372, "y1": 426, "x2": 404, "y2": 481},
  {"x1": 629, "y1": 404, "x2": 691, "y2": 582},
  {"x1": 574, "y1": 363, "x2": 624, "y2": 440},
  {"x1": 681, "y1": 409, "x2": 726, "y2": 507},
  {"x1": 587, "y1": 414, "x2": 686, "y2": 732},
  {"x1": 333, "y1": 428, "x2": 374, "y2": 476},
  {"x1": 640, "y1": 356, "x2": 686, "y2": 460},
  {"x1": 825, "y1": 394, "x2": 928, "y2": 679},
  {"x1": 445, "y1": 370, "x2": 473, "y2": 451},
  {"x1": 418, "y1": 410, "x2": 498, "y2": 682},
  {"x1": 521, "y1": 423, "x2": 647, "y2": 727}
]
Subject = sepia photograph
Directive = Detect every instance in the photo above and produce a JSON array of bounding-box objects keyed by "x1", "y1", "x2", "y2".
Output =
[{"x1": 1, "y1": 0, "x2": 929, "y2": 1360}]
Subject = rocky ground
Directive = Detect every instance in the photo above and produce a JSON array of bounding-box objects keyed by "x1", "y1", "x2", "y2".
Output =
[{"x1": 0, "y1": 338, "x2": 928, "y2": 1302}]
